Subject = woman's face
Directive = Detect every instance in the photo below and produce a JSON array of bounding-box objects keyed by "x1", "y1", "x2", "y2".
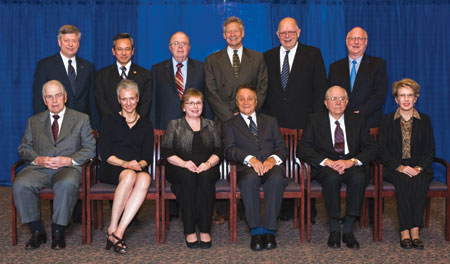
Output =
[
  {"x1": 183, "y1": 96, "x2": 203, "y2": 119},
  {"x1": 395, "y1": 86, "x2": 417, "y2": 112},
  {"x1": 118, "y1": 88, "x2": 139, "y2": 114}
]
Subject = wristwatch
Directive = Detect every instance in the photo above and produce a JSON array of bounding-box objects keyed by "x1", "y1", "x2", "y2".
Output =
[{"x1": 350, "y1": 158, "x2": 358, "y2": 166}]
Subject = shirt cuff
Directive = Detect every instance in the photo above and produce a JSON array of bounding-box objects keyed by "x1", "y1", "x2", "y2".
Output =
[
  {"x1": 72, "y1": 159, "x2": 79, "y2": 166},
  {"x1": 320, "y1": 159, "x2": 327, "y2": 166},
  {"x1": 244, "y1": 155, "x2": 255, "y2": 167},
  {"x1": 269, "y1": 155, "x2": 283, "y2": 165}
]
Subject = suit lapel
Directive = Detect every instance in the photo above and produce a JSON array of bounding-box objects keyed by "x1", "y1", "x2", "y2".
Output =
[
  {"x1": 128, "y1": 63, "x2": 139, "y2": 80},
  {"x1": 238, "y1": 48, "x2": 253, "y2": 83},
  {"x1": 353, "y1": 54, "x2": 370, "y2": 94},
  {"x1": 236, "y1": 114, "x2": 258, "y2": 143},
  {"x1": 54, "y1": 55, "x2": 75, "y2": 97},
  {"x1": 287, "y1": 44, "x2": 307, "y2": 90},
  {"x1": 75, "y1": 56, "x2": 87, "y2": 97},
  {"x1": 57, "y1": 109, "x2": 74, "y2": 143},
  {"x1": 185, "y1": 58, "x2": 195, "y2": 89},
  {"x1": 321, "y1": 113, "x2": 334, "y2": 152},
  {"x1": 344, "y1": 114, "x2": 356, "y2": 153},
  {"x1": 164, "y1": 60, "x2": 179, "y2": 98},
  {"x1": 218, "y1": 48, "x2": 235, "y2": 80},
  {"x1": 40, "y1": 111, "x2": 54, "y2": 143}
]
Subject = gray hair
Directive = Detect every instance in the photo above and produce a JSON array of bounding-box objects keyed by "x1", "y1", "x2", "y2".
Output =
[
  {"x1": 223, "y1": 16, "x2": 245, "y2": 33},
  {"x1": 57, "y1": 25, "x2": 81, "y2": 40},
  {"x1": 116, "y1": 79, "x2": 139, "y2": 99},
  {"x1": 325, "y1": 86, "x2": 348, "y2": 100},
  {"x1": 42, "y1": 80, "x2": 66, "y2": 96}
]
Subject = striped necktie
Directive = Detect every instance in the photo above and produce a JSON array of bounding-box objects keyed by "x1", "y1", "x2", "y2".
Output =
[
  {"x1": 68, "y1": 59, "x2": 77, "y2": 94},
  {"x1": 121, "y1": 66, "x2": 127, "y2": 80},
  {"x1": 232, "y1": 50, "x2": 240, "y2": 78},
  {"x1": 281, "y1": 50, "x2": 290, "y2": 90},
  {"x1": 248, "y1": 116, "x2": 258, "y2": 141},
  {"x1": 175, "y1": 63, "x2": 184, "y2": 99},
  {"x1": 334, "y1": 121, "x2": 345, "y2": 156}
]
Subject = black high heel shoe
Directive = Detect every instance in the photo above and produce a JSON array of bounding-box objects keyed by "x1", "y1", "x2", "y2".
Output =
[{"x1": 106, "y1": 233, "x2": 127, "y2": 254}]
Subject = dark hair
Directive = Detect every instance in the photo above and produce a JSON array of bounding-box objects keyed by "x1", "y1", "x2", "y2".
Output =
[
  {"x1": 236, "y1": 83, "x2": 257, "y2": 96},
  {"x1": 113, "y1": 33, "x2": 134, "y2": 49},
  {"x1": 181, "y1": 88, "x2": 204, "y2": 109}
]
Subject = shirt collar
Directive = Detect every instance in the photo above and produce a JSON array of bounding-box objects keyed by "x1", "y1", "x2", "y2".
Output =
[
  {"x1": 348, "y1": 55, "x2": 363, "y2": 64},
  {"x1": 50, "y1": 106, "x2": 66, "y2": 118},
  {"x1": 172, "y1": 57, "x2": 188, "y2": 67},
  {"x1": 116, "y1": 61, "x2": 132, "y2": 71},
  {"x1": 329, "y1": 113, "x2": 345, "y2": 124},
  {"x1": 280, "y1": 41, "x2": 298, "y2": 53},
  {"x1": 394, "y1": 108, "x2": 421, "y2": 120},
  {"x1": 240, "y1": 111, "x2": 257, "y2": 122},
  {"x1": 60, "y1": 52, "x2": 75, "y2": 62}
]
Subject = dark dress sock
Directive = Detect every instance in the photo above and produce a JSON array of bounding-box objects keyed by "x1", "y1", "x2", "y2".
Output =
[{"x1": 343, "y1": 216, "x2": 356, "y2": 233}]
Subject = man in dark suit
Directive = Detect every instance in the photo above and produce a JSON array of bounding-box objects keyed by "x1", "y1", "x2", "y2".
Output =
[
  {"x1": 95, "y1": 33, "x2": 152, "y2": 119},
  {"x1": 151, "y1": 31, "x2": 212, "y2": 130},
  {"x1": 205, "y1": 16, "x2": 268, "y2": 123},
  {"x1": 298, "y1": 86, "x2": 376, "y2": 249},
  {"x1": 328, "y1": 27, "x2": 388, "y2": 128},
  {"x1": 262, "y1": 17, "x2": 328, "y2": 222},
  {"x1": 13, "y1": 80, "x2": 96, "y2": 250},
  {"x1": 33, "y1": 25, "x2": 97, "y2": 127},
  {"x1": 262, "y1": 17, "x2": 328, "y2": 129},
  {"x1": 222, "y1": 85, "x2": 288, "y2": 251}
]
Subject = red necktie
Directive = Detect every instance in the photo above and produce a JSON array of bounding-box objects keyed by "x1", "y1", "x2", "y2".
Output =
[
  {"x1": 175, "y1": 63, "x2": 184, "y2": 99},
  {"x1": 52, "y1": 114, "x2": 60, "y2": 142}
]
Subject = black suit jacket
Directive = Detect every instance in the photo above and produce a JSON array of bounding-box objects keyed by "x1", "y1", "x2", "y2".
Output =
[
  {"x1": 328, "y1": 54, "x2": 388, "y2": 128},
  {"x1": 222, "y1": 113, "x2": 288, "y2": 171},
  {"x1": 378, "y1": 112, "x2": 435, "y2": 174},
  {"x1": 262, "y1": 44, "x2": 328, "y2": 129},
  {"x1": 150, "y1": 58, "x2": 212, "y2": 129},
  {"x1": 298, "y1": 112, "x2": 376, "y2": 177},
  {"x1": 33, "y1": 53, "x2": 96, "y2": 115},
  {"x1": 95, "y1": 63, "x2": 152, "y2": 118}
]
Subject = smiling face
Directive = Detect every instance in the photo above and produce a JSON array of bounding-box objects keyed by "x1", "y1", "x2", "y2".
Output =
[
  {"x1": 236, "y1": 88, "x2": 257, "y2": 116},
  {"x1": 276, "y1": 17, "x2": 300, "y2": 50},
  {"x1": 43, "y1": 81, "x2": 67, "y2": 114},
  {"x1": 346, "y1": 27, "x2": 368, "y2": 59},
  {"x1": 169, "y1": 32, "x2": 191, "y2": 63},
  {"x1": 112, "y1": 38, "x2": 134, "y2": 66},
  {"x1": 395, "y1": 86, "x2": 417, "y2": 112},
  {"x1": 58, "y1": 33, "x2": 80, "y2": 58},
  {"x1": 118, "y1": 88, "x2": 139, "y2": 114},
  {"x1": 182, "y1": 95, "x2": 203, "y2": 119},
  {"x1": 223, "y1": 22, "x2": 244, "y2": 50}
]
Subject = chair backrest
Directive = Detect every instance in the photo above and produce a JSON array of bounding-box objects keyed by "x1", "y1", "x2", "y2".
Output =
[
  {"x1": 153, "y1": 129, "x2": 165, "y2": 180},
  {"x1": 369, "y1": 127, "x2": 379, "y2": 142},
  {"x1": 280, "y1": 128, "x2": 298, "y2": 181}
]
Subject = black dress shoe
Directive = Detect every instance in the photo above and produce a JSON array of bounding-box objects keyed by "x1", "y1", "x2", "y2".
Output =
[
  {"x1": 400, "y1": 238, "x2": 413, "y2": 249},
  {"x1": 25, "y1": 231, "x2": 47, "y2": 250},
  {"x1": 343, "y1": 233, "x2": 360, "y2": 249},
  {"x1": 327, "y1": 232, "x2": 341, "y2": 248},
  {"x1": 412, "y1": 238, "x2": 424, "y2": 249},
  {"x1": 186, "y1": 240, "x2": 200, "y2": 249},
  {"x1": 264, "y1": 234, "x2": 277, "y2": 250},
  {"x1": 51, "y1": 230, "x2": 66, "y2": 250},
  {"x1": 200, "y1": 240, "x2": 212, "y2": 249},
  {"x1": 250, "y1": 235, "x2": 265, "y2": 251}
]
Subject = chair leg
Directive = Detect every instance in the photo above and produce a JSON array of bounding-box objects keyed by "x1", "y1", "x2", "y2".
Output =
[
  {"x1": 307, "y1": 195, "x2": 311, "y2": 242},
  {"x1": 233, "y1": 197, "x2": 238, "y2": 243},
  {"x1": 155, "y1": 197, "x2": 160, "y2": 245},
  {"x1": 82, "y1": 198, "x2": 86, "y2": 244},
  {"x1": 293, "y1": 198, "x2": 298, "y2": 228},
  {"x1": 161, "y1": 198, "x2": 166, "y2": 243},
  {"x1": 300, "y1": 197, "x2": 304, "y2": 243},
  {"x1": 446, "y1": 196, "x2": 450, "y2": 241},
  {"x1": 373, "y1": 195, "x2": 378, "y2": 242},
  {"x1": 93, "y1": 201, "x2": 98, "y2": 230},
  {"x1": 87, "y1": 199, "x2": 91, "y2": 244},
  {"x1": 99, "y1": 201, "x2": 104, "y2": 231},
  {"x1": 379, "y1": 197, "x2": 384, "y2": 241},
  {"x1": 165, "y1": 200, "x2": 170, "y2": 230},
  {"x1": 364, "y1": 198, "x2": 369, "y2": 228},
  {"x1": 425, "y1": 197, "x2": 431, "y2": 228},
  {"x1": 12, "y1": 195, "x2": 17, "y2": 246}
]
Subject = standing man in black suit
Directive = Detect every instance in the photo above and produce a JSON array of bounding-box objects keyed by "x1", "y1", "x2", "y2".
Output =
[
  {"x1": 95, "y1": 33, "x2": 152, "y2": 119},
  {"x1": 222, "y1": 85, "x2": 288, "y2": 251},
  {"x1": 151, "y1": 31, "x2": 212, "y2": 130},
  {"x1": 33, "y1": 25, "x2": 97, "y2": 126},
  {"x1": 298, "y1": 86, "x2": 376, "y2": 249},
  {"x1": 328, "y1": 27, "x2": 388, "y2": 128}
]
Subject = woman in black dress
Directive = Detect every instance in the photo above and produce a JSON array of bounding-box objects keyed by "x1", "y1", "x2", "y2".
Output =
[
  {"x1": 378, "y1": 78, "x2": 435, "y2": 249},
  {"x1": 99, "y1": 80, "x2": 154, "y2": 254},
  {"x1": 161, "y1": 88, "x2": 221, "y2": 249}
]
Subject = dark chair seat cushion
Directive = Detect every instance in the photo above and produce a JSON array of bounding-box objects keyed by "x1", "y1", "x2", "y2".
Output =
[{"x1": 40, "y1": 186, "x2": 82, "y2": 194}]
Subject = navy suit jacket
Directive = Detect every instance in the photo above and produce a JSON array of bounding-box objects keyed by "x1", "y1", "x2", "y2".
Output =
[
  {"x1": 32, "y1": 53, "x2": 98, "y2": 127},
  {"x1": 95, "y1": 62, "x2": 152, "y2": 118},
  {"x1": 262, "y1": 44, "x2": 328, "y2": 129},
  {"x1": 222, "y1": 113, "x2": 288, "y2": 172},
  {"x1": 328, "y1": 54, "x2": 388, "y2": 128},
  {"x1": 150, "y1": 58, "x2": 212, "y2": 129}
]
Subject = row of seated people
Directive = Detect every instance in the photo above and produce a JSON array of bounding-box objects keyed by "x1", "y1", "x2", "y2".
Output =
[{"x1": 12, "y1": 78, "x2": 438, "y2": 253}]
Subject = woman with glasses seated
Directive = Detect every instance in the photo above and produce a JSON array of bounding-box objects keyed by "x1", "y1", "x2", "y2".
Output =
[
  {"x1": 99, "y1": 80, "x2": 154, "y2": 254},
  {"x1": 378, "y1": 78, "x2": 435, "y2": 249},
  {"x1": 161, "y1": 88, "x2": 221, "y2": 249}
]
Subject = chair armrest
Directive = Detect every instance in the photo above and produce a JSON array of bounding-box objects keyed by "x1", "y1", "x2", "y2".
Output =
[
  {"x1": 11, "y1": 160, "x2": 25, "y2": 182},
  {"x1": 433, "y1": 157, "x2": 450, "y2": 186}
]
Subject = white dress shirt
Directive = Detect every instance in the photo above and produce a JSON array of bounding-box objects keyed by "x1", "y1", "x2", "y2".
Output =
[
  {"x1": 60, "y1": 52, "x2": 77, "y2": 75},
  {"x1": 279, "y1": 42, "x2": 298, "y2": 72}
]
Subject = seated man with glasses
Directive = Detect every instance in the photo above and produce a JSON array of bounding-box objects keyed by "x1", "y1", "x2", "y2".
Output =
[{"x1": 298, "y1": 86, "x2": 376, "y2": 249}]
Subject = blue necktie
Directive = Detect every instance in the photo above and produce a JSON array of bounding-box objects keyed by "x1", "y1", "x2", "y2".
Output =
[
  {"x1": 281, "y1": 50, "x2": 290, "y2": 90},
  {"x1": 350, "y1": 60, "x2": 357, "y2": 92}
]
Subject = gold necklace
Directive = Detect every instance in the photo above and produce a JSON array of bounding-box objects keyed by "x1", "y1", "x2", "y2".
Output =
[{"x1": 120, "y1": 111, "x2": 138, "y2": 124}]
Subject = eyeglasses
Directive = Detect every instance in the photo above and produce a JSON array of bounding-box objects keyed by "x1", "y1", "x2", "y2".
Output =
[
  {"x1": 185, "y1": 102, "x2": 202, "y2": 106},
  {"x1": 327, "y1": 96, "x2": 348, "y2": 102},
  {"x1": 397, "y1": 94, "x2": 416, "y2": 99},
  {"x1": 347, "y1": 37, "x2": 367, "y2": 42},
  {"x1": 278, "y1": 31, "x2": 298, "y2": 37},
  {"x1": 44, "y1": 93, "x2": 64, "y2": 100},
  {"x1": 170, "y1": 41, "x2": 189, "y2": 47}
]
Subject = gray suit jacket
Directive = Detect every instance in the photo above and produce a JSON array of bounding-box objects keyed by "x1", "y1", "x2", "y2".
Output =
[
  {"x1": 18, "y1": 108, "x2": 96, "y2": 173},
  {"x1": 204, "y1": 47, "x2": 268, "y2": 122}
]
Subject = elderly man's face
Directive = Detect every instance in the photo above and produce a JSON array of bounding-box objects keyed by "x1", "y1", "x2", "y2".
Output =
[
  {"x1": 346, "y1": 27, "x2": 367, "y2": 59},
  {"x1": 276, "y1": 18, "x2": 300, "y2": 50},
  {"x1": 58, "y1": 33, "x2": 80, "y2": 58},
  {"x1": 236, "y1": 88, "x2": 257, "y2": 116},
  {"x1": 223, "y1": 22, "x2": 244, "y2": 50},
  {"x1": 43, "y1": 82, "x2": 67, "y2": 114},
  {"x1": 169, "y1": 32, "x2": 191, "y2": 63},
  {"x1": 324, "y1": 87, "x2": 348, "y2": 118},
  {"x1": 112, "y1": 38, "x2": 134, "y2": 66}
]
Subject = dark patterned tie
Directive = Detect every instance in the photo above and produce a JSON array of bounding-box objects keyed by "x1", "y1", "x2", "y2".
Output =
[
  {"x1": 248, "y1": 116, "x2": 258, "y2": 141},
  {"x1": 52, "y1": 114, "x2": 60, "y2": 142},
  {"x1": 175, "y1": 63, "x2": 184, "y2": 99},
  {"x1": 68, "y1": 59, "x2": 77, "y2": 94},
  {"x1": 121, "y1": 66, "x2": 127, "y2": 80},
  {"x1": 334, "y1": 121, "x2": 345, "y2": 156},
  {"x1": 232, "y1": 50, "x2": 240, "y2": 78},
  {"x1": 281, "y1": 50, "x2": 290, "y2": 90}
]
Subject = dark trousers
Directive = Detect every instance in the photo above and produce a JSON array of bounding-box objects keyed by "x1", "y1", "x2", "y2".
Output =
[
  {"x1": 384, "y1": 169, "x2": 432, "y2": 231},
  {"x1": 167, "y1": 168, "x2": 219, "y2": 235},
  {"x1": 316, "y1": 166, "x2": 368, "y2": 220},
  {"x1": 237, "y1": 165, "x2": 288, "y2": 230}
]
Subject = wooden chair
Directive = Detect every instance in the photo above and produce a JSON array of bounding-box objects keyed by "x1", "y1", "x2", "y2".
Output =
[
  {"x1": 159, "y1": 129, "x2": 237, "y2": 243},
  {"x1": 378, "y1": 157, "x2": 450, "y2": 241},
  {"x1": 303, "y1": 128, "x2": 379, "y2": 242},
  {"x1": 232, "y1": 128, "x2": 305, "y2": 243},
  {"x1": 86, "y1": 129, "x2": 163, "y2": 244},
  {"x1": 11, "y1": 159, "x2": 89, "y2": 245}
]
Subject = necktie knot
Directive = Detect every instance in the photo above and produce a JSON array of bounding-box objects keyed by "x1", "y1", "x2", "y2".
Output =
[
  {"x1": 68, "y1": 59, "x2": 72, "y2": 65},
  {"x1": 233, "y1": 50, "x2": 238, "y2": 55},
  {"x1": 335, "y1": 120, "x2": 340, "y2": 126},
  {"x1": 352, "y1": 60, "x2": 357, "y2": 65},
  {"x1": 53, "y1": 114, "x2": 60, "y2": 121},
  {"x1": 121, "y1": 66, "x2": 127, "y2": 71},
  {"x1": 177, "y1": 63, "x2": 183, "y2": 69}
]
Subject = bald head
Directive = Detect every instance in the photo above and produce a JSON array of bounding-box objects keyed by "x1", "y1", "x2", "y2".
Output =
[
  {"x1": 169, "y1": 31, "x2": 191, "y2": 63},
  {"x1": 324, "y1": 86, "x2": 348, "y2": 119},
  {"x1": 277, "y1": 17, "x2": 300, "y2": 50},
  {"x1": 346, "y1": 27, "x2": 368, "y2": 59}
]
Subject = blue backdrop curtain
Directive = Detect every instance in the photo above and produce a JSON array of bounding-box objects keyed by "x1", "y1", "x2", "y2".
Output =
[{"x1": 1, "y1": 0, "x2": 449, "y2": 185}]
